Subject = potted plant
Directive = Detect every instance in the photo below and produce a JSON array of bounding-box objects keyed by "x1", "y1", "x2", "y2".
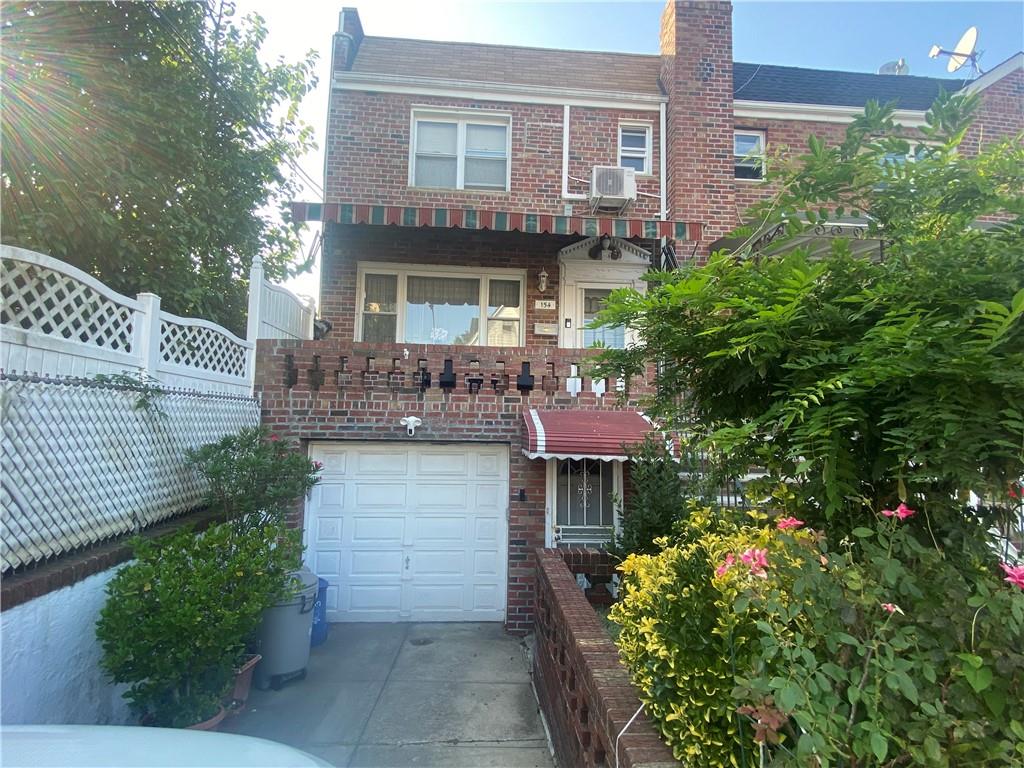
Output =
[{"x1": 96, "y1": 521, "x2": 301, "y2": 729}]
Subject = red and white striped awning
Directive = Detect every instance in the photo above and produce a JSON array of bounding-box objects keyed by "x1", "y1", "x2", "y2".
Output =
[
  {"x1": 523, "y1": 408, "x2": 668, "y2": 462},
  {"x1": 291, "y1": 202, "x2": 702, "y2": 241}
]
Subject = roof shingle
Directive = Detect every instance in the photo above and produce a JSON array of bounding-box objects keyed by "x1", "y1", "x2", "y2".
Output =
[{"x1": 347, "y1": 36, "x2": 966, "y2": 110}]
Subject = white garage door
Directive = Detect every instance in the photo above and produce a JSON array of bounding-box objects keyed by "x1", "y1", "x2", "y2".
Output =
[{"x1": 305, "y1": 442, "x2": 509, "y2": 622}]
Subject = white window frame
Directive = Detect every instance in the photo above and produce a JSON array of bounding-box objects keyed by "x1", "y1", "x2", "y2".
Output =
[
  {"x1": 618, "y1": 122, "x2": 653, "y2": 175},
  {"x1": 408, "y1": 108, "x2": 512, "y2": 192},
  {"x1": 355, "y1": 262, "x2": 526, "y2": 347},
  {"x1": 734, "y1": 129, "x2": 766, "y2": 181},
  {"x1": 544, "y1": 458, "x2": 623, "y2": 548},
  {"x1": 575, "y1": 283, "x2": 633, "y2": 350}
]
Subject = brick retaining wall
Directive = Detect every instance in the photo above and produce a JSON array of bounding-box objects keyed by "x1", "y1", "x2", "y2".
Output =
[{"x1": 533, "y1": 548, "x2": 677, "y2": 767}]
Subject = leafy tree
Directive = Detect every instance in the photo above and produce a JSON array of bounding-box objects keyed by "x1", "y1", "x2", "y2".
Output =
[
  {"x1": 1, "y1": 1, "x2": 317, "y2": 335},
  {"x1": 595, "y1": 92, "x2": 1024, "y2": 531}
]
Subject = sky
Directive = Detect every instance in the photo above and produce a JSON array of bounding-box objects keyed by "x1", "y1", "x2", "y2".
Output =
[{"x1": 234, "y1": 0, "x2": 1024, "y2": 302}]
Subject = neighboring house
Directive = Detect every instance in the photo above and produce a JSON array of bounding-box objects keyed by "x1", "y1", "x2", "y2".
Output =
[{"x1": 260, "y1": 0, "x2": 1024, "y2": 632}]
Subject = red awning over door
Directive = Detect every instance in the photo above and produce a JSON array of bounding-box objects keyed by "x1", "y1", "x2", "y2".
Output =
[{"x1": 522, "y1": 408, "x2": 666, "y2": 461}]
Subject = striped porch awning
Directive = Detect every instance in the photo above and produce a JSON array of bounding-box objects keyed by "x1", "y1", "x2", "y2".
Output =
[{"x1": 291, "y1": 202, "x2": 702, "y2": 241}]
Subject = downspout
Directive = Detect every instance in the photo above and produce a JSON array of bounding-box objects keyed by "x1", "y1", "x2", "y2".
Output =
[
  {"x1": 561, "y1": 105, "x2": 587, "y2": 202},
  {"x1": 659, "y1": 101, "x2": 667, "y2": 220}
]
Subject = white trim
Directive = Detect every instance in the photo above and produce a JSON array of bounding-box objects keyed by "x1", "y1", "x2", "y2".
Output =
[
  {"x1": 528, "y1": 408, "x2": 546, "y2": 454},
  {"x1": 618, "y1": 121, "x2": 653, "y2": 176},
  {"x1": 334, "y1": 72, "x2": 664, "y2": 111},
  {"x1": 734, "y1": 128, "x2": 767, "y2": 181},
  {"x1": 556, "y1": 238, "x2": 648, "y2": 349},
  {"x1": 543, "y1": 458, "x2": 624, "y2": 547},
  {"x1": 528, "y1": 450, "x2": 629, "y2": 462},
  {"x1": 734, "y1": 99, "x2": 929, "y2": 127},
  {"x1": 961, "y1": 52, "x2": 1024, "y2": 96},
  {"x1": 409, "y1": 108, "x2": 512, "y2": 192},
  {"x1": 355, "y1": 261, "x2": 527, "y2": 346}
]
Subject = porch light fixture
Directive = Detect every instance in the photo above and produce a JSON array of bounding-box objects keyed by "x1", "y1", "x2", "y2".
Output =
[{"x1": 537, "y1": 268, "x2": 549, "y2": 293}]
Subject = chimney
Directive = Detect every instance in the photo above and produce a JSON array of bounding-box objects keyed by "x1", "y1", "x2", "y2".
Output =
[
  {"x1": 660, "y1": 1, "x2": 736, "y2": 250},
  {"x1": 332, "y1": 7, "x2": 364, "y2": 72}
]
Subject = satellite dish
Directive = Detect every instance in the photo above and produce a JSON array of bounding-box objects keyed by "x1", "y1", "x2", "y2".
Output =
[
  {"x1": 878, "y1": 58, "x2": 910, "y2": 75},
  {"x1": 928, "y1": 26, "x2": 983, "y2": 75},
  {"x1": 947, "y1": 26, "x2": 978, "y2": 72}
]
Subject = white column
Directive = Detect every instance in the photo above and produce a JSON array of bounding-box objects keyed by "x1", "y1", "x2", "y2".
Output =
[
  {"x1": 245, "y1": 257, "x2": 265, "y2": 392},
  {"x1": 134, "y1": 293, "x2": 162, "y2": 380}
]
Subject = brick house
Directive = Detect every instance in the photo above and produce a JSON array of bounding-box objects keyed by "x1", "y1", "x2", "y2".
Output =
[{"x1": 259, "y1": 1, "x2": 1024, "y2": 632}]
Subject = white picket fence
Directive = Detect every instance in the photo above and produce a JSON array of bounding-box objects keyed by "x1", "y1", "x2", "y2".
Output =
[{"x1": 0, "y1": 245, "x2": 314, "y2": 395}]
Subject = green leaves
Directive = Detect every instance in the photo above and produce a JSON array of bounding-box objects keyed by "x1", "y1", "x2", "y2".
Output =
[{"x1": 1, "y1": 1, "x2": 318, "y2": 334}]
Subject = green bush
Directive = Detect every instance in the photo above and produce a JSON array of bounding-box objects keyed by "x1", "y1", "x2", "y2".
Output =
[
  {"x1": 612, "y1": 509, "x2": 1024, "y2": 766},
  {"x1": 188, "y1": 426, "x2": 319, "y2": 531},
  {"x1": 609, "y1": 436, "x2": 688, "y2": 559},
  {"x1": 96, "y1": 522, "x2": 301, "y2": 727}
]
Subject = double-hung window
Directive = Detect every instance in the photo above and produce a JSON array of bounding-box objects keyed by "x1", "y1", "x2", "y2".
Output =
[
  {"x1": 618, "y1": 124, "x2": 651, "y2": 174},
  {"x1": 411, "y1": 112, "x2": 510, "y2": 191},
  {"x1": 734, "y1": 130, "x2": 766, "y2": 180},
  {"x1": 359, "y1": 266, "x2": 524, "y2": 346}
]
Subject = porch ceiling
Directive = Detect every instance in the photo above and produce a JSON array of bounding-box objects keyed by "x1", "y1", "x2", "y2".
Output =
[{"x1": 291, "y1": 201, "x2": 702, "y2": 241}]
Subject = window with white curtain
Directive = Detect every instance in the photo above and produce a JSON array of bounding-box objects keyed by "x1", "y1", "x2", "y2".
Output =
[
  {"x1": 411, "y1": 112, "x2": 510, "y2": 191},
  {"x1": 358, "y1": 266, "x2": 523, "y2": 347}
]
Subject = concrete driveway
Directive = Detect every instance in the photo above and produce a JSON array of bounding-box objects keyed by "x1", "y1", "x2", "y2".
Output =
[{"x1": 224, "y1": 623, "x2": 554, "y2": 768}]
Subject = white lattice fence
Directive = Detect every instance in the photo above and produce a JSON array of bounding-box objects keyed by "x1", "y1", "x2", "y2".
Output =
[{"x1": 0, "y1": 375, "x2": 259, "y2": 572}]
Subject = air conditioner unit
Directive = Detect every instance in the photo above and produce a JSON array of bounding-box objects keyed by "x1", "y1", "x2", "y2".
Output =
[{"x1": 590, "y1": 166, "x2": 636, "y2": 212}]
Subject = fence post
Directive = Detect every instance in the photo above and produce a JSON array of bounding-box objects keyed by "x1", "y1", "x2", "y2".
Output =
[
  {"x1": 246, "y1": 257, "x2": 265, "y2": 390},
  {"x1": 135, "y1": 293, "x2": 162, "y2": 380}
]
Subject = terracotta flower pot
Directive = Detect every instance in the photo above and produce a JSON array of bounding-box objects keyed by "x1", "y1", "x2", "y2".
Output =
[
  {"x1": 185, "y1": 705, "x2": 227, "y2": 732},
  {"x1": 228, "y1": 653, "x2": 262, "y2": 713}
]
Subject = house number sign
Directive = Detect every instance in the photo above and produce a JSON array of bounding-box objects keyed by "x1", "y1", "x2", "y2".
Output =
[{"x1": 534, "y1": 299, "x2": 557, "y2": 310}]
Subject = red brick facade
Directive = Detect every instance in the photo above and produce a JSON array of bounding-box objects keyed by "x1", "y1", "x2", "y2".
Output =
[
  {"x1": 259, "y1": 1, "x2": 1023, "y2": 631},
  {"x1": 256, "y1": 338, "x2": 655, "y2": 633}
]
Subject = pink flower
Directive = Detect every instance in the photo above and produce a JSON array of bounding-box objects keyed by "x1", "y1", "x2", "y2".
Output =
[
  {"x1": 268, "y1": 433, "x2": 280, "y2": 442},
  {"x1": 776, "y1": 517, "x2": 804, "y2": 531},
  {"x1": 740, "y1": 548, "x2": 769, "y2": 578},
  {"x1": 882, "y1": 502, "x2": 915, "y2": 520},
  {"x1": 881, "y1": 602, "x2": 903, "y2": 615},
  {"x1": 1000, "y1": 563, "x2": 1024, "y2": 590},
  {"x1": 714, "y1": 553, "x2": 735, "y2": 578},
  {"x1": 313, "y1": 461, "x2": 323, "y2": 471}
]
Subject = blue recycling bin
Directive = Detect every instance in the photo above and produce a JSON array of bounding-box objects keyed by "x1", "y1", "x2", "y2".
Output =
[{"x1": 310, "y1": 577, "x2": 329, "y2": 647}]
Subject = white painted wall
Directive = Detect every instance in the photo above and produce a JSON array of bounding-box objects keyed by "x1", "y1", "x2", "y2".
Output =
[{"x1": 1, "y1": 566, "x2": 131, "y2": 725}]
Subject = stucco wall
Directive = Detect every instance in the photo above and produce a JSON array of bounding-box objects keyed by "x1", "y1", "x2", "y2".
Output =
[{"x1": 1, "y1": 565, "x2": 130, "y2": 725}]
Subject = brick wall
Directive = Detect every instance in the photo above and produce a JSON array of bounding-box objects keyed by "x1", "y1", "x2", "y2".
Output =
[
  {"x1": 324, "y1": 91, "x2": 664, "y2": 219},
  {"x1": 661, "y1": 1, "x2": 736, "y2": 242},
  {"x1": 533, "y1": 549, "x2": 676, "y2": 768},
  {"x1": 256, "y1": 340, "x2": 654, "y2": 632},
  {"x1": 963, "y1": 68, "x2": 1024, "y2": 154}
]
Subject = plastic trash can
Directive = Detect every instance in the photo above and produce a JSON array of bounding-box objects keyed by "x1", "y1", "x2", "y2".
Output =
[
  {"x1": 254, "y1": 567, "x2": 319, "y2": 690},
  {"x1": 310, "y1": 577, "x2": 329, "y2": 647}
]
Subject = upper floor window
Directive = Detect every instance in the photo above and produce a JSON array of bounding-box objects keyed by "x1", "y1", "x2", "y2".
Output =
[
  {"x1": 411, "y1": 111, "x2": 510, "y2": 191},
  {"x1": 359, "y1": 264, "x2": 524, "y2": 346},
  {"x1": 734, "y1": 130, "x2": 766, "y2": 180},
  {"x1": 619, "y1": 124, "x2": 652, "y2": 174}
]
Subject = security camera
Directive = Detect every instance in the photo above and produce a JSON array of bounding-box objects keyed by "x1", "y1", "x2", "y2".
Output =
[{"x1": 400, "y1": 416, "x2": 422, "y2": 437}]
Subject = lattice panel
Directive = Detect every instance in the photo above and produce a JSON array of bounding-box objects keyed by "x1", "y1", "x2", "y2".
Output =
[
  {"x1": 160, "y1": 321, "x2": 248, "y2": 377},
  {"x1": 0, "y1": 261, "x2": 134, "y2": 352},
  {"x1": 1, "y1": 377, "x2": 259, "y2": 571}
]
